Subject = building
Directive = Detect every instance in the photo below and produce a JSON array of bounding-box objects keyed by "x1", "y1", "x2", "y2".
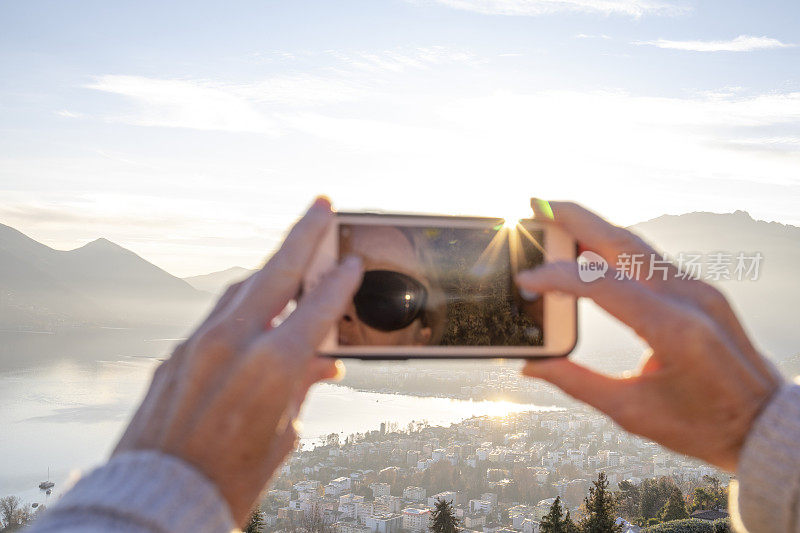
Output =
[
  {"x1": 364, "y1": 513, "x2": 403, "y2": 533},
  {"x1": 403, "y1": 486, "x2": 426, "y2": 502},
  {"x1": 338, "y1": 494, "x2": 365, "y2": 519},
  {"x1": 533, "y1": 498, "x2": 557, "y2": 521},
  {"x1": 401, "y1": 508, "x2": 431, "y2": 532},
  {"x1": 374, "y1": 495, "x2": 402, "y2": 514},
  {"x1": 334, "y1": 520, "x2": 370, "y2": 533},
  {"x1": 370, "y1": 482, "x2": 391, "y2": 499},
  {"x1": 468, "y1": 499, "x2": 492, "y2": 514},
  {"x1": 326, "y1": 477, "x2": 352, "y2": 497},
  {"x1": 427, "y1": 491, "x2": 456, "y2": 508}
]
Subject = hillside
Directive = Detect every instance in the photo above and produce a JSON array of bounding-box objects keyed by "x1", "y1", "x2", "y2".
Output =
[
  {"x1": 0, "y1": 224, "x2": 212, "y2": 329},
  {"x1": 184, "y1": 266, "x2": 253, "y2": 294}
]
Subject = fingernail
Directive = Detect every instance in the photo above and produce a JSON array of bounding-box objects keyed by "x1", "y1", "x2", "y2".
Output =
[
  {"x1": 519, "y1": 288, "x2": 540, "y2": 301},
  {"x1": 530, "y1": 198, "x2": 554, "y2": 220},
  {"x1": 332, "y1": 359, "x2": 346, "y2": 381},
  {"x1": 291, "y1": 419, "x2": 304, "y2": 434},
  {"x1": 310, "y1": 196, "x2": 332, "y2": 212}
]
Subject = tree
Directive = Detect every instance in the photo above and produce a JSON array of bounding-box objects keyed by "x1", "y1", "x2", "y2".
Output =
[
  {"x1": 540, "y1": 496, "x2": 578, "y2": 533},
  {"x1": 616, "y1": 479, "x2": 641, "y2": 523},
  {"x1": 690, "y1": 476, "x2": 727, "y2": 512},
  {"x1": 429, "y1": 497, "x2": 462, "y2": 533},
  {"x1": 563, "y1": 509, "x2": 580, "y2": 533},
  {"x1": 580, "y1": 473, "x2": 623, "y2": 533},
  {"x1": 0, "y1": 496, "x2": 35, "y2": 532},
  {"x1": 243, "y1": 510, "x2": 264, "y2": 533},
  {"x1": 659, "y1": 487, "x2": 689, "y2": 522},
  {"x1": 640, "y1": 477, "x2": 675, "y2": 522}
]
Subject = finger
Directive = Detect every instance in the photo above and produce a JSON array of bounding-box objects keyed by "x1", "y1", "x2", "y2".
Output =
[
  {"x1": 532, "y1": 200, "x2": 768, "y2": 366},
  {"x1": 271, "y1": 255, "x2": 363, "y2": 354},
  {"x1": 305, "y1": 358, "x2": 345, "y2": 387},
  {"x1": 522, "y1": 358, "x2": 634, "y2": 421},
  {"x1": 535, "y1": 199, "x2": 676, "y2": 277},
  {"x1": 516, "y1": 261, "x2": 695, "y2": 352},
  {"x1": 201, "y1": 279, "x2": 249, "y2": 325},
  {"x1": 224, "y1": 196, "x2": 334, "y2": 336}
]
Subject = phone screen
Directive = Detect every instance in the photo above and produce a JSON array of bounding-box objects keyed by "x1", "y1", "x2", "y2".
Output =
[{"x1": 338, "y1": 221, "x2": 545, "y2": 348}]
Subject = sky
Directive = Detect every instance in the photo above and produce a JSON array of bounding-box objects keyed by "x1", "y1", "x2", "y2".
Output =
[{"x1": 1, "y1": 0, "x2": 799, "y2": 276}]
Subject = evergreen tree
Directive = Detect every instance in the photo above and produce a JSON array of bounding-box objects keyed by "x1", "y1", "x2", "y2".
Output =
[
  {"x1": 243, "y1": 510, "x2": 264, "y2": 533},
  {"x1": 616, "y1": 479, "x2": 641, "y2": 523},
  {"x1": 639, "y1": 477, "x2": 674, "y2": 522},
  {"x1": 429, "y1": 497, "x2": 462, "y2": 533},
  {"x1": 659, "y1": 486, "x2": 689, "y2": 522},
  {"x1": 540, "y1": 496, "x2": 567, "y2": 533},
  {"x1": 540, "y1": 497, "x2": 580, "y2": 533},
  {"x1": 563, "y1": 509, "x2": 580, "y2": 533},
  {"x1": 579, "y1": 472, "x2": 622, "y2": 533}
]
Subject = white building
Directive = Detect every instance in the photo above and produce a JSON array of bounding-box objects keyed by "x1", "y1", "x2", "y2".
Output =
[
  {"x1": 374, "y1": 495, "x2": 402, "y2": 514},
  {"x1": 338, "y1": 494, "x2": 365, "y2": 519},
  {"x1": 468, "y1": 499, "x2": 492, "y2": 514},
  {"x1": 370, "y1": 482, "x2": 391, "y2": 499},
  {"x1": 364, "y1": 513, "x2": 402, "y2": 533},
  {"x1": 403, "y1": 486, "x2": 426, "y2": 502},
  {"x1": 427, "y1": 491, "x2": 456, "y2": 508},
  {"x1": 334, "y1": 520, "x2": 370, "y2": 533},
  {"x1": 401, "y1": 508, "x2": 430, "y2": 532},
  {"x1": 326, "y1": 477, "x2": 352, "y2": 497}
]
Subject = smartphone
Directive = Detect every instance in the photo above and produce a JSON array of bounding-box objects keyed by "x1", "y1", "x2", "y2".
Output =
[{"x1": 304, "y1": 212, "x2": 577, "y2": 359}]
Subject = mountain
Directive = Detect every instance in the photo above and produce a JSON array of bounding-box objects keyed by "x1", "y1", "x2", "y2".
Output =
[
  {"x1": 2, "y1": 211, "x2": 797, "y2": 365},
  {"x1": 573, "y1": 210, "x2": 799, "y2": 372},
  {"x1": 184, "y1": 266, "x2": 254, "y2": 294},
  {"x1": 0, "y1": 223, "x2": 212, "y2": 329}
]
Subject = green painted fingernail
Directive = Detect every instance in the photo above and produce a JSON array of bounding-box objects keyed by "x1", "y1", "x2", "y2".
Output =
[{"x1": 530, "y1": 198, "x2": 554, "y2": 220}]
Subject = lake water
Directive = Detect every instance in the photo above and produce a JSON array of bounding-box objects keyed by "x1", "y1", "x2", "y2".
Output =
[{"x1": 0, "y1": 329, "x2": 553, "y2": 506}]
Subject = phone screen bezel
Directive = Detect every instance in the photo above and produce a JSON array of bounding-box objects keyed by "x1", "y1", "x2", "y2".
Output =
[{"x1": 303, "y1": 212, "x2": 578, "y2": 359}]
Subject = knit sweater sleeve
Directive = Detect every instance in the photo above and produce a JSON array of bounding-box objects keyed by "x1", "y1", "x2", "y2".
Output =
[
  {"x1": 28, "y1": 450, "x2": 236, "y2": 533},
  {"x1": 731, "y1": 381, "x2": 800, "y2": 533}
]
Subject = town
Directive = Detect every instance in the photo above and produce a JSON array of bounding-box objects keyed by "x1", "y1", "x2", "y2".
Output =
[{"x1": 254, "y1": 407, "x2": 731, "y2": 532}]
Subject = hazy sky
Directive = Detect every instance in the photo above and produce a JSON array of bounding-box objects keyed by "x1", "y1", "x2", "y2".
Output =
[{"x1": 1, "y1": 0, "x2": 798, "y2": 276}]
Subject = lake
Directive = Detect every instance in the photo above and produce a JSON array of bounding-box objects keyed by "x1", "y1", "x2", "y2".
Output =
[{"x1": 0, "y1": 329, "x2": 553, "y2": 506}]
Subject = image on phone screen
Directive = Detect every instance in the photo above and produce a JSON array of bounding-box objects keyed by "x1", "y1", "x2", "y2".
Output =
[{"x1": 338, "y1": 221, "x2": 545, "y2": 348}]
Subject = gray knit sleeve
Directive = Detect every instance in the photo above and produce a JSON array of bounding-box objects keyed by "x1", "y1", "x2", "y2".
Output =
[
  {"x1": 731, "y1": 381, "x2": 800, "y2": 533},
  {"x1": 29, "y1": 450, "x2": 235, "y2": 533}
]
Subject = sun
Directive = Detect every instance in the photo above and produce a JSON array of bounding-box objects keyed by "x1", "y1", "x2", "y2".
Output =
[{"x1": 501, "y1": 204, "x2": 534, "y2": 229}]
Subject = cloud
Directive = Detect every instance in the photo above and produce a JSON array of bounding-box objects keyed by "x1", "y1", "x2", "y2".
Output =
[
  {"x1": 410, "y1": 0, "x2": 687, "y2": 17},
  {"x1": 55, "y1": 109, "x2": 84, "y2": 118},
  {"x1": 326, "y1": 46, "x2": 479, "y2": 73},
  {"x1": 636, "y1": 35, "x2": 796, "y2": 52},
  {"x1": 87, "y1": 75, "x2": 281, "y2": 134},
  {"x1": 575, "y1": 33, "x2": 611, "y2": 39},
  {"x1": 84, "y1": 47, "x2": 478, "y2": 133}
]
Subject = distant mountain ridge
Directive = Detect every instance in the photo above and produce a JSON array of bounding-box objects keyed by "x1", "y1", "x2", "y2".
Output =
[
  {"x1": 1, "y1": 211, "x2": 797, "y2": 362},
  {"x1": 184, "y1": 266, "x2": 254, "y2": 294},
  {"x1": 0, "y1": 223, "x2": 212, "y2": 329}
]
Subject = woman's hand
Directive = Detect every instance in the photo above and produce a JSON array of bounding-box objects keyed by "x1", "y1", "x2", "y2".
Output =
[
  {"x1": 114, "y1": 197, "x2": 361, "y2": 525},
  {"x1": 517, "y1": 200, "x2": 782, "y2": 472}
]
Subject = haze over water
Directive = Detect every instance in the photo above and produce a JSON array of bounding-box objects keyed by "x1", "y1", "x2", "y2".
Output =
[{"x1": 0, "y1": 328, "x2": 553, "y2": 505}]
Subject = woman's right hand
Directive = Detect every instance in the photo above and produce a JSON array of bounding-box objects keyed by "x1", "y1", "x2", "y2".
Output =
[
  {"x1": 517, "y1": 200, "x2": 782, "y2": 472},
  {"x1": 114, "y1": 197, "x2": 362, "y2": 526}
]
